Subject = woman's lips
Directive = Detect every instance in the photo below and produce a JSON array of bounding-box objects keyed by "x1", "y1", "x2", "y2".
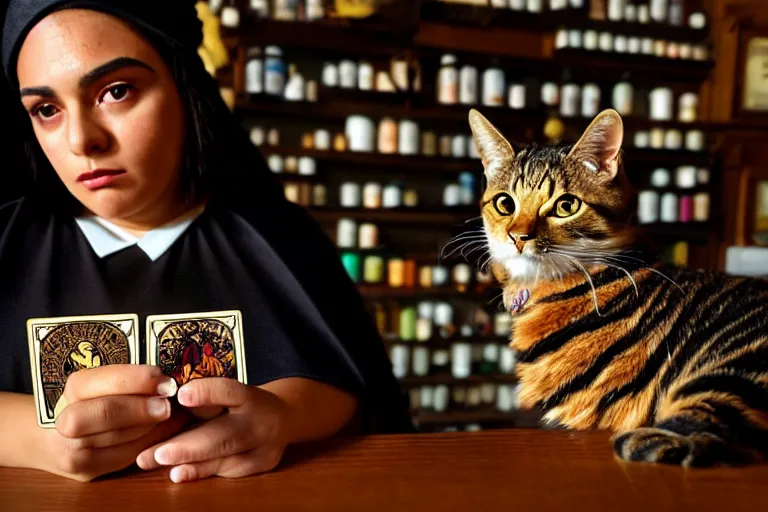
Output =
[{"x1": 77, "y1": 169, "x2": 126, "y2": 191}]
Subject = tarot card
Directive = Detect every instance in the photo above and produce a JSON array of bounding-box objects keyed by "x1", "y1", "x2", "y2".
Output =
[
  {"x1": 146, "y1": 310, "x2": 247, "y2": 387},
  {"x1": 26, "y1": 314, "x2": 139, "y2": 428}
]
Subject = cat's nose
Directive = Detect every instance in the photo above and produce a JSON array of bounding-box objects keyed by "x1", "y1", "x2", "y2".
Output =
[{"x1": 508, "y1": 232, "x2": 534, "y2": 253}]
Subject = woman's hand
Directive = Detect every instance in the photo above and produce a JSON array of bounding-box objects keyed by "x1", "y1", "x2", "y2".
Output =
[
  {"x1": 38, "y1": 365, "x2": 189, "y2": 482},
  {"x1": 136, "y1": 378, "x2": 291, "y2": 483}
]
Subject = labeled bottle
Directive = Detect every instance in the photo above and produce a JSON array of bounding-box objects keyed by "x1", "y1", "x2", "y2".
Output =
[
  {"x1": 482, "y1": 65, "x2": 505, "y2": 107},
  {"x1": 249, "y1": 0, "x2": 269, "y2": 17},
  {"x1": 459, "y1": 64, "x2": 479, "y2": 105},
  {"x1": 245, "y1": 47, "x2": 263, "y2": 94},
  {"x1": 581, "y1": 83, "x2": 601, "y2": 118},
  {"x1": 283, "y1": 64, "x2": 305, "y2": 101},
  {"x1": 264, "y1": 46, "x2": 286, "y2": 96},
  {"x1": 560, "y1": 76, "x2": 581, "y2": 118},
  {"x1": 612, "y1": 75, "x2": 634, "y2": 116},
  {"x1": 438, "y1": 54, "x2": 459, "y2": 105}
]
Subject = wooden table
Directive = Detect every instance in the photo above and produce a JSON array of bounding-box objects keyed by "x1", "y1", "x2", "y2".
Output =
[{"x1": 2, "y1": 429, "x2": 767, "y2": 511}]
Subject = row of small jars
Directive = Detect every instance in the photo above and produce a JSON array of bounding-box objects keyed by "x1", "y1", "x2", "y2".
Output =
[
  {"x1": 345, "y1": 115, "x2": 482, "y2": 159},
  {"x1": 376, "y1": 297, "x2": 511, "y2": 336},
  {"x1": 283, "y1": 182, "x2": 326, "y2": 208},
  {"x1": 555, "y1": 28, "x2": 710, "y2": 60},
  {"x1": 588, "y1": 1, "x2": 708, "y2": 29},
  {"x1": 631, "y1": 128, "x2": 705, "y2": 152},
  {"x1": 391, "y1": 342, "x2": 517, "y2": 380},
  {"x1": 637, "y1": 192, "x2": 709, "y2": 224},
  {"x1": 409, "y1": 383, "x2": 521, "y2": 415},
  {"x1": 338, "y1": 175, "x2": 475, "y2": 210},
  {"x1": 637, "y1": 167, "x2": 711, "y2": 224},
  {"x1": 375, "y1": 300, "x2": 509, "y2": 342},
  {"x1": 320, "y1": 59, "x2": 421, "y2": 95},
  {"x1": 542, "y1": 81, "x2": 700, "y2": 122},
  {"x1": 341, "y1": 254, "x2": 479, "y2": 290},
  {"x1": 436, "y1": 56, "x2": 528, "y2": 109},
  {"x1": 209, "y1": 0, "x2": 326, "y2": 25}
]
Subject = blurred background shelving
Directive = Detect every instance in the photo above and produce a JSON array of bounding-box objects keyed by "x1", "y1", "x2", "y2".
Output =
[{"x1": 197, "y1": 0, "x2": 763, "y2": 431}]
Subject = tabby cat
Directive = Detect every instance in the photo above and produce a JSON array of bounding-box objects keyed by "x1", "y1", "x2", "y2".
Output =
[{"x1": 467, "y1": 108, "x2": 768, "y2": 467}]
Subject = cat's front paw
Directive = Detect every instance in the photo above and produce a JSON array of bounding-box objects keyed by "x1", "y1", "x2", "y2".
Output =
[{"x1": 612, "y1": 428, "x2": 746, "y2": 468}]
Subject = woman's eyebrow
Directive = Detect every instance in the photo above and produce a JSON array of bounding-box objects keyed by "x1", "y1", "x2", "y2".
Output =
[
  {"x1": 19, "y1": 57, "x2": 156, "y2": 100},
  {"x1": 19, "y1": 86, "x2": 55, "y2": 99},
  {"x1": 79, "y1": 56, "x2": 155, "y2": 89}
]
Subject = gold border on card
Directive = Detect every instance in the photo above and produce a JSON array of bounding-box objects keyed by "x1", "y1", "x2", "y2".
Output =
[
  {"x1": 26, "y1": 314, "x2": 139, "y2": 428},
  {"x1": 145, "y1": 310, "x2": 247, "y2": 385}
]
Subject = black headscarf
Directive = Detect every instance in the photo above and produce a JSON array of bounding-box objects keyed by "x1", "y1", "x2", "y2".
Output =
[{"x1": 3, "y1": 0, "x2": 202, "y2": 84}]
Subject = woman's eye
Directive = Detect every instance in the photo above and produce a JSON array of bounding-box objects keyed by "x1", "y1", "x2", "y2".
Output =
[
  {"x1": 33, "y1": 104, "x2": 59, "y2": 119},
  {"x1": 101, "y1": 84, "x2": 132, "y2": 103},
  {"x1": 554, "y1": 195, "x2": 582, "y2": 218},
  {"x1": 493, "y1": 193, "x2": 515, "y2": 216}
]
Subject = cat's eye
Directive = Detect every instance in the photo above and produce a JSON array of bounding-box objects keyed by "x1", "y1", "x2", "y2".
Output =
[
  {"x1": 493, "y1": 194, "x2": 515, "y2": 216},
  {"x1": 554, "y1": 195, "x2": 582, "y2": 218}
]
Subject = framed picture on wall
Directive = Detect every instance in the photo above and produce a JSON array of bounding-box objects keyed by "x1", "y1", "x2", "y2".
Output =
[
  {"x1": 735, "y1": 167, "x2": 768, "y2": 247},
  {"x1": 755, "y1": 179, "x2": 768, "y2": 245},
  {"x1": 736, "y1": 28, "x2": 768, "y2": 122},
  {"x1": 742, "y1": 37, "x2": 768, "y2": 112}
]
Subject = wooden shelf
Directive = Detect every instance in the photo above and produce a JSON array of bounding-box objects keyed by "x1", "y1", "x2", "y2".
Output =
[
  {"x1": 623, "y1": 148, "x2": 712, "y2": 167},
  {"x1": 564, "y1": 116, "x2": 718, "y2": 134},
  {"x1": 639, "y1": 222, "x2": 714, "y2": 242},
  {"x1": 273, "y1": 173, "x2": 318, "y2": 183},
  {"x1": 311, "y1": 208, "x2": 477, "y2": 226},
  {"x1": 420, "y1": 2, "x2": 567, "y2": 31},
  {"x1": 399, "y1": 373, "x2": 518, "y2": 388},
  {"x1": 553, "y1": 49, "x2": 714, "y2": 82},
  {"x1": 357, "y1": 285, "x2": 489, "y2": 300},
  {"x1": 259, "y1": 147, "x2": 482, "y2": 174},
  {"x1": 223, "y1": 19, "x2": 411, "y2": 56},
  {"x1": 562, "y1": 18, "x2": 710, "y2": 44},
  {"x1": 237, "y1": 95, "x2": 543, "y2": 133},
  {"x1": 384, "y1": 336, "x2": 509, "y2": 346}
]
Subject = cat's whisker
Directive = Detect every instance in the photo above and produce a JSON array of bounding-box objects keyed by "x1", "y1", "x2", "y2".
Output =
[
  {"x1": 464, "y1": 243, "x2": 489, "y2": 259},
  {"x1": 577, "y1": 257, "x2": 640, "y2": 297},
  {"x1": 441, "y1": 240, "x2": 484, "y2": 260},
  {"x1": 487, "y1": 290, "x2": 505, "y2": 309},
  {"x1": 643, "y1": 267, "x2": 685, "y2": 294},
  {"x1": 549, "y1": 247, "x2": 683, "y2": 293},
  {"x1": 440, "y1": 236, "x2": 487, "y2": 260},
  {"x1": 460, "y1": 242, "x2": 485, "y2": 261},
  {"x1": 550, "y1": 249, "x2": 639, "y2": 296},
  {"x1": 560, "y1": 255, "x2": 603, "y2": 316}
]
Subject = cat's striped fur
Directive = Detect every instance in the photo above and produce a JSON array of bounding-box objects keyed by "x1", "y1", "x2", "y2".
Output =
[{"x1": 469, "y1": 108, "x2": 768, "y2": 467}]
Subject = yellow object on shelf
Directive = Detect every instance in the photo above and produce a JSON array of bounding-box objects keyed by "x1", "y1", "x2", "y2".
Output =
[
  {"x1": 196, "y1": 1, "x2": 230, "y2": 76},
  {"x1": 335, "y1": 0, "x2": 377, "y2": 18},
  {"x1": 672, "y1": 241, "x2": 689, "y2": 267},
  {"x1": 543, "y1": 116, "x2": 565, "y2": 143}
]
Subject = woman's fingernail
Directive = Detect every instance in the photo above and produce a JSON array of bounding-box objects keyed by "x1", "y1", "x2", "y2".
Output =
[
  {"x1": 148, "y1": 397, "x2": 170, "y2": 419},
  {"x1": 155, "y1": 446, "x2": 173, "y2": 465},
  {"x1": 157, "y1": 378, "x2": 178, "y2": 397},
  {"x1": 177, "y1": 387, "x2": 192, "y2": 405},
  {"x1": 170, "y1": 466, "x2": 186, "y2": 483}
]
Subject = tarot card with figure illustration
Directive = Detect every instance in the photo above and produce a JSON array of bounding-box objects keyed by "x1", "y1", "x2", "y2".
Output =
[
  {"x1": 26, "y1": 314, "x2": 139, "y2": 428},
  {"x1": 146, "y1": 310, "x2": 247, "y2": 387}
]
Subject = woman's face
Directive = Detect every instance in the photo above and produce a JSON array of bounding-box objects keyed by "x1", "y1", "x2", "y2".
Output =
[{"x1": 16, "y1": 9, "x2": 186, "y2": 224}]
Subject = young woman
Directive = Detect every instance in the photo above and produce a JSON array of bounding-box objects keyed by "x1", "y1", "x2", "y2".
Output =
[{"x1": 0, "y1": 0, "x2": 413, "y2": 483}]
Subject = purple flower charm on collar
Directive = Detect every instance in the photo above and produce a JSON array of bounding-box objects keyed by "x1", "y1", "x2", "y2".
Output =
[{"x1": 508, "y1": 289, "x2": 531, "y2": 315}]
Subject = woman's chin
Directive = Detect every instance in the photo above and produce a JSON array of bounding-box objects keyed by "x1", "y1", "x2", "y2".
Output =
[{"x1": 72, "y1": 189, "x2": 143, "y2": 220}]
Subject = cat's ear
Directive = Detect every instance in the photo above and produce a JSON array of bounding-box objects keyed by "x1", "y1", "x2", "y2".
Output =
[
  {"x1": 469, "y1": 109, "x2": 515, "y2": 180},
  {"x1": 568, "y1": 109, "x2": 624, "y2": 180}
]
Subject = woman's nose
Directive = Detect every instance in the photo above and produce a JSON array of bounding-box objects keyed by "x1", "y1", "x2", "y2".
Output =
[{"x1": 67, "y1": 108, "x2": 110, "y2": 156}]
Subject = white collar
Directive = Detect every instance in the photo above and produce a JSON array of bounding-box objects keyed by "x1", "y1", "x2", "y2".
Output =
[{"x1": 75, "y1": 206, "x2": 205, "y2": 261}]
